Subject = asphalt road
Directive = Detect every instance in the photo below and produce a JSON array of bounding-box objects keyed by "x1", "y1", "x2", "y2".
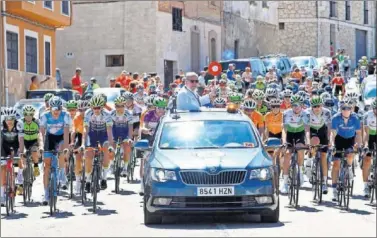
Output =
[{"x1": 1, "y1": 163, "x2": 376, "y2": 237}]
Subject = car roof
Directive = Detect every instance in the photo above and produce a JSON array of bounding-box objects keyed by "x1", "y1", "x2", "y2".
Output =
[
  {"x1": 28, "y1": 89, "x2": 74, "y2": 92},
  {"x1": 291, "y1": 56, "x2": 313, "y2": 59},
  {"x1": 164, "y1": 109, "x2": 251, "y2": 123}
]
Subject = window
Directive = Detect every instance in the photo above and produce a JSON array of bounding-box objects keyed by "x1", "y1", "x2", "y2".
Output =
[
  {"x1": 172, "y1": 7, "x2": 183, "y2": 32},
  {"x1": 345, "y1": 1, "x2": 351, "y2": 20},
  {"x1": 44, "y1": 1, "x2": 53, "y2": 10},
  {"x1": 210, "y1": 38, "x2": 216, "y2": 62},
  {"x1": 262, "y1": 1, "x2": 268, "y2": 8},
  {"x1": 26, "y1": 36, "x2": 38, "y2": 73},
  {"x1": 363, "y1": 1, "x2": 368, "y2": 24},
  {"x1": 329, "y1": 1, "x2": 337, "y2": 18},
  {"x1": 279, "y1": 22, "x2": 285, "y2": 30},
  {"x1": 45, "y1": 41, "x2": 51, "y2": 75},
  {"x1": 106, "y1": 55, "x2": 124, "y2": 67},
  {"x1": 6, "y1": 31, "x2": 18, "y2": 70},
  {"x1": 62, "y1": 1, "x2": 70, "y2": 16},
  {"x1": 249, "y1": 1, "x2": 257, "y2": 6},
  {"x1": 234, "y1": 40, "x2": 239, "y2": 59}
]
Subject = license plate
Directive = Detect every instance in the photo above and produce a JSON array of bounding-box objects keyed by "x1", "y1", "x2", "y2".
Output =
[{"x1": 197, "y1": 187, "x2": 235, "y2": 196}]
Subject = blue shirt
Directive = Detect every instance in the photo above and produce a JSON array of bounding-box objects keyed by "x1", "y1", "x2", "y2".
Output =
[
  {"x1": 40, "y1": 111, "x2": 72, "y2": 136},
  {"x1": 331, "y1": 112, "x2": 361, "y2": 139},
  {"x1": 290, "y1": 82, "x2": 299, "y2": 94},
  {"x1": 226, "y1": 69, "x2": 234, "y2": 81},
  {"x1": 176, "y1": 86, "x2": 210, "y2": 111}
]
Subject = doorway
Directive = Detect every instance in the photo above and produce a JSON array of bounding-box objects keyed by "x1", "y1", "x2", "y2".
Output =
[{"x1": 164, "y1": 60, "x2": 174, "y2": 90}]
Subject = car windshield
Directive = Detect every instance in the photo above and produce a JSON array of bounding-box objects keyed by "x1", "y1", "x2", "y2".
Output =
[
  {"x1": 291, "y1": 58, "x2": 309, "y2": 68},
  {"x1": 93, "y1": 89, "x2": 124, "y2": 103},
  {"x1": 250, "y1": 59, "x2": 264, "y2": 74},
  {"x1": 364, "y1": 86, "x2": 376, "y2": 99},
  {"x1": 159, "y1": 120, "x2": 258, "y2": 149},
  {"x1": 262, "y1": 58, "x2": 277, "y2": 70},
  {"x1": 14, "y1": 101, "x2": 45, "y2": 119}
]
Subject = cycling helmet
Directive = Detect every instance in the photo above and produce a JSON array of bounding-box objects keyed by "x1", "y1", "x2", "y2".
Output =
[
  {"x1": 304, "y1": 99, "x2": 311, "y2": 108},
  {"x1": 213, "y1": 97, "x2": 226, "y2": 106},
  {"x1": 312, "y1": 89, "x2": 319, "y2": 95},
  {"x1": 324, "y1": 98, "x2": 335, "y2": 108},
  {"x1": 98, "y1": 93, "x2": 108, "y2": 103},
  {"x1": 228, "y1": 92, "x2": 243, "y2": 103},
  {"x1": 266, "y1": 88, "x2": 278, "y2": 98},
  {"x1": 297, "y1": 91, "x2": 309, "y2": 100},
  {"x1": 2, "y1": 107, "x2": 18, "y2": 120},
  {"x1": 283, "y1": 89, "x2": 293, "y2": 98},
  {"x1": 84, "y1": 93, "x2": 93, "y2": 101},
  {"x1": 243, "y1": 99, "x2": 257, "y2": 110},
  {"x1": 221, "y1": 73, "x2": 227, "y2": 79},
  {"x1": 252, "y1": 90, "x2": 265, "y2": 100},
  {"x1": 371, "y1": 98, "x2": 377, "y2": 109},
  {"x1": 317, "y1": 88, "x2": 325, "y2": 95},
  {"x1": 298, "y1": 85, "x2": 306, "y2": 92},
  {"x1": 49, "y1": 96, "x2": 63, "y2": 110},
  {"x1": 290, "y1": 94, "x2": 304, "y2": 104},
  {"x1": 66, "y1": 100, "x2": 78, "y2": 110},
  {"x1": 90, "y1": 95, "x2": 106, "y2": 107},
  {"x1": 324, "y1": 85, "x2": 332, "y2": 93},
  {"x1": 344, "y1": 91, "x2": 359, "y2": 101},
  {"x1": 246, "y1": 89, "x2": 254, "y2": 98},
  {"x1": 269, "y1": 98, "x2": 281, "y2": 107},
  {"x1": 285, "y1": 85, "x2": 294, "y2": 91},
  {"x1": 114, "y1": 96, "x2": 126, "y2": 105},
  {"x1": 219, "y1": 79, "x2": 227, "y2": 85},
  {"x1": 145, "y1": 96, "x2": 154, "y2": 106},
  {"x1": 153, "y1": 97, "x2": 167, "y2": 108},
  {"x1": 44, "y1": 93, "x2": 54, "y2": 102},
  {"x1": 135, "y1": 95, "x2": 144, "y2": 103},
  {"x1": 267, "y1": 83, "x2": 279, "y2": 89},
  {"x1": 310, "y1": 96, "x2": 323, "y2": 107},
  {"x1": 320, "y1": 92, "x2": 332, "y2": 101},
  {"x1": 123, "y1": 91, "x2": 134, "y2": 101},
  {"x1": 22, "y1": 105, "x2": 36, "y2": 115},
  {"x1": 78, "y1": 100, "x2": 90, "y2": 110}
]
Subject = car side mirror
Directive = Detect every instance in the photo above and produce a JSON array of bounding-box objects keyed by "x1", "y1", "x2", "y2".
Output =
[{"x1": 134, "y1": 139, "x2": 151, "y2": 151}]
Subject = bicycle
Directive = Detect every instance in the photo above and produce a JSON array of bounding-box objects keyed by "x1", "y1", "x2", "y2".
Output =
[
  {"x1": 22, "y1": 149, "x2": 35, "y2": 204},
  {"x1": 264, "y1": 138, "x2": 284, "y2": 195},
  {"x1": 91, "y1": 142, "x2": 104, "y2": 213},
  {"x1": 114, "y1": 138, "x2": 122, "y2": 194},
  {"x1": 2, "y1": 148, "x2": 16, "y2": 216},
  {"x1": 46, "y1": 150, "x2": 61, "y2": 216},
  {"x1": 310, "y1": 145, "x2": 328, "y2": 204},
  {"x1": 285, "y1": 142, "x2": 309, "y2": 208},
  {"x1": 127, "y1": 145, "x2": 136, "y2": 183},
  {"x1": 332, "y1": 148, "x2": 358, "y2": 211},
  {"x1": 362, "y1": 143, "x2": 377, "y2": 204},
  {"x1": 78, "y1": 147, "x2": 86, "y2": 204},
  {"x1": 67, "y1": 151, "x2": 75, "y2": 199}
]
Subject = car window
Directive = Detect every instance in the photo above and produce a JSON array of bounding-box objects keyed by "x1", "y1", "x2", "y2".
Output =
[
  {"x1": 282, "y1": 58, "x2": 291, "y2": 71},
  {"x1": 262, "y1": 58, "x2": 278, "y2": 70},
  {"x1": 159, "y1": 120, "x2": 258, "y2": 149},
  {"x1": 291, "y1": 58, "x2": 310, "y2": 68},
  {"x1": 364, "y1": 86, "x2": 376, "y2": 99},
  {"x1": 250, "y1": 59, "x2": 264, "y2": 75}
]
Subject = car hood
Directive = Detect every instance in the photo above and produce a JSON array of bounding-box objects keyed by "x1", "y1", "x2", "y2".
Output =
[{"x1": 152, "y1": 148, "x2": 271, "y2": 170}]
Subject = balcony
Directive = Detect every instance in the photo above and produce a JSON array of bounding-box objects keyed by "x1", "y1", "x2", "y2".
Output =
[{"x1": 5, "y1": 1, "x2": 71, "y2": 28}]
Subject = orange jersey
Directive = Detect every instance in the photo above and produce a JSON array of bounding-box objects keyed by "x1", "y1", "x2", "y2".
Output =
[
  {"x1": 245, "y1": 110, "x2": 264, "y2": 129},
  {"x1": 73, "y1": 114, "x2": 84, "y2": 134},
  {"x1": 264, "y1": 111, "x2": 283, "y2": 134}
]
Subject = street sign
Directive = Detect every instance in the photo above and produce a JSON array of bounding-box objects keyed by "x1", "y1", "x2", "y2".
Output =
[{"x1": 208, "y1": 61, "x2": 222, "y2": 76}]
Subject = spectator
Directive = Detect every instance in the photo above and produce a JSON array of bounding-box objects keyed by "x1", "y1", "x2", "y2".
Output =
[
  {"x1": 116, "y1": 70, "x2": 131, "y2": 89},
  {"x1": 198, "y1": 71, "x2": 206, "y2": 86},
  {"x1": 71, "y1": 67, "x2": 87, "y2": 95},
  {"x1": 203, "y1": 66, "x2": 214, "y2": 84},
  {"x1": 176, "y1": 72, "x2": 216, "y2": 111},
  {"x1": 29, "y1": 75, "x2": 50, "y2": 91},
  {"x1": 115, "y1": 83, "x2": 121, "y2": 88},
  {"x1": 109, "y1": 77, "x2": 116, "y2": 87},
  {"x1": 226, "y1": 64, "x2": 235, "y2": 81},
  {"x1": 242, "y1": 67, "x2": 253, "y2": 87},
  {"x1": 84, "y1": 77, "x2": 100, "y2": 94}
]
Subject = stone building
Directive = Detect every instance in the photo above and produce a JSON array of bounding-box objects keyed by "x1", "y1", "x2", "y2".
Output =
[
  {"x1": 277, "y1": 0, "x2": 376, "y2": 67},
  {"x1": 222, "y1": 1, "x2": 279, "y2": 59},
  {"x1": 56, "y1": 1, "x2": 222, "y2": 87},
  {"x1": 0, "y1": 1, "x2": 72, "y2": 105}
]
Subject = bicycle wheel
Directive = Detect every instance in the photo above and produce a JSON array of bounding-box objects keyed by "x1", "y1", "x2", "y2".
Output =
[
  {"x1": 345, "y1": 172, "x2": 351, "y2": 210},
  {"x1": 350, "y1": 163, "x2": 355, "y2": 196},
  {"x1": 49, "y1": 173, "x2": 54, "y2": 215},
  {"x1": 114, "y1": 152, "x2": 121, "y2": 193},
  {"x1": 5, "y1": 170, "x2": 11, "y2": 216},
  {"x1": 370, "y1": 185, "x2": 375, "y2": 204},
  {"x1": 23, "y1": 168, "x2": 29, "y2": 204},
  {"x1": 92, "y1": 166, "x2": 98, "y2": 213},
  {"x1": 312, "y1": 159, "x2": 319, "y2": 201},
  {"x1": 295, "y1": 164, "x2": 300, "y2": 208},
  {"x1": 28, "y1": 162, "x2": 33, "y2": 202},
  {"x1": 81, "y1": 160, "x2": 86, "y2": 204},
  {"x1": 69, "y1": 157, "x2": 74, "y2": 199},
  {"x1": 288, "y1": 166, "x2": 296, "y2": 206}
]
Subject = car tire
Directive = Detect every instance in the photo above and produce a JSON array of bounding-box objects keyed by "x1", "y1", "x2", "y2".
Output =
[
  {"x1": 260, "y1": 200, "x2": 279, "y2": 223},
  {"x1": 143, "y1": 196, "x2": 162, "y2": 225}
]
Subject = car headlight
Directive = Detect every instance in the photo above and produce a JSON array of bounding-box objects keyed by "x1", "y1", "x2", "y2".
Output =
[
  {"x1": 249, "y1": 167, "x2": 273, "y2": 180},
  {"x1": 151, "y1": 168, "x2": 177, "y2": 182}
]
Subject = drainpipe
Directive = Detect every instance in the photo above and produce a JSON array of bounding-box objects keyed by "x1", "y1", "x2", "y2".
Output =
[
  {"x1": 1, "y1": 1, "x2": 7, "y2": 106},
  {"x1": 316, "y1": 1, "x2": 320, "y2": 57}
]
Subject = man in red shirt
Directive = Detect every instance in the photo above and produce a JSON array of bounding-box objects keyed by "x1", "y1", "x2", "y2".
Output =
[
  {"x1": 116, "y1": 70, "x2": 131, "y2": 89},
  {"x1": 71, "y1": 67, "x2": 87, "y2": 95},
  {"x1": 331, "y1": 72, "x2": 345, "y2": 97}
]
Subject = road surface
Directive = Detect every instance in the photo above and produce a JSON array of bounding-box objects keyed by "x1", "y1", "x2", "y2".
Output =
[{"x1": 1, "y1": 164, "x2": 376, "y2": 237}]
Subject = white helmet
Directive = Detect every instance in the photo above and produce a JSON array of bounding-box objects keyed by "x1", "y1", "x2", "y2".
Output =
[
  {"x1": 1, "y1": 107, "x2": 18, "y2": 120},
  {"x1": 242, "y1": 99, "x2": 257, "y2": 110}
]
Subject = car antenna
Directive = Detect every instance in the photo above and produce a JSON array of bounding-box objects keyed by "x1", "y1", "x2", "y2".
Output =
[{"x1": 171, "y1": 94, "x2": 180, "y2": 120}]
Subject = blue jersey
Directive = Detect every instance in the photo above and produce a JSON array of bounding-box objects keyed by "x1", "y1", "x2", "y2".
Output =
[
  {"x1": 110, "y1": 110, "x2": 133, "y2": 140},
  {"x1": 331, "y1": 112, "x2": 361, "y2": 139},
  {"x1": 40, "y1": 110, "x2": 71, "y2": 136}
]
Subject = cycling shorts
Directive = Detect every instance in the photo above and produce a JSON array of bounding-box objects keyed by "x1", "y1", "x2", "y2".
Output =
[
  {"x1": 334, "y1": 85, "x2": 342, "y2": 96},
  {"x1": 286, "y1": 131, "x2": 305, "y2": 146},
  {"x1": 333, "y1": 135, "x2": 354, "y2": 161},
  {"x1": 85, "y1": 132, "x2": 108, "y2": 148},
  {"x1": 269, "y1": 132, "x2": 282, "y2": 139},
  {"x1": 24, "y1": 139, "x2": 39, "y2": 152},
  {"x1": 1, "y1": 141, "x2": 19, "y2": 159},
  {"x1": 74, "y1": 133, "x2": 83, "y2": 149},
  {"x1": 310, "y1": 126, "x2": 329, "y2": 152},
  {"x1": 44, "y1": 134, "x2": 64, "y2": 156},
  {"x1": 366, "y1": 135, "x2": 377, "y2": 156}
]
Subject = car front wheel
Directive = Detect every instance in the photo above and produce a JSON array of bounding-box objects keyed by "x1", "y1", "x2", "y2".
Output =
[
  {"x1": 144, "y1": 196, "x2": 163, "y2": 225},
  {"x1": 260, "y1": 200, "x2": 280, "y2": 223}
]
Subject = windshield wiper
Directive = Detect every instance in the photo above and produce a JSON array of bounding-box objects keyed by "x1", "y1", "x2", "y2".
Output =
[{"x1": 192, "y1": 146, "x2": 220, "y2": 149}]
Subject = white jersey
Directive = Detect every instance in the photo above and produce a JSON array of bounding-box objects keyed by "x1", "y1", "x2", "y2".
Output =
[
  {"x1": 363, "y1": 110, "x2": 377, "y2": 136},
  {"x1": 84, "y1": 109, "x2": 112, "y2": 132},
  {"x1": 283, "y1": 109, "x2": 306, "y2": 133},
  {"x1": 304, "y1": 107, "x2": 332, "y2": 130}
]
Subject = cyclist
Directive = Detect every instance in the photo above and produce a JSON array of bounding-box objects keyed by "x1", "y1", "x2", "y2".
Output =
[
  {"x1": 66, "y1": 100, "x2": 78, "y2": 119},
  {"x1": 250, "y1": 76, "x2": 266, "y2": 92},
  {"x1": 123, "y1": 91, "x2": 143, "y2": 140},
  {"x1": 242, "y1": 99, "x2": 264, "y2": 137},
  {"x1": 331, "y1": 72, "x2": 345, "y2": 98},
  {"x1": 1, "y1": 108, "x2": 22, "y2": 202},
  {"x1": 361, "y1": 99, "x2": 377, "y2": 197},
  {"x1": 82, "y1": 95, "x2": 114, "y2": 192},
  {"x1": 227, "y1": 92, "x2": 243, "y2": 109},
  {"x1": 111, "y1": 96, "x2": 134, "y2": 177},
  {"x1": 280, "y1": 95, "x2": 307, "y2": 194},
  {"x1": 264, "y1": 98, "x2": 283, "y2": 140},
  {"x1": 71, "y1": 100, "x2": 89, "y2": 194},
  {"x1": 280, "y1": 89, "x2": 293, "y2": 111},
  {"x1": 39, "y1": 93, "x2": 54, "y2": 118},
  {"x1": 18, "y1": 105, "x2": 42, "y2": 179},
  {"x1": 265, "y1": 88, "x2": 278, "y2": 104},
  {"x1": 40, "y1": 96, "x2": 71, "y2": 204},
  {"x1": 252, "y1": 90, "x2": 268, "y2": 115},
  {"x1": 213, "y1": 97, "x2": 227, "y2": 108},
  {"x1": 304, "y1": 96, "x2": 332, "y2": 194},
  {"x1": 140, "y1": 97, "x2": 167, "y2": 195},
  {"x1": 330, "y1": 100, "x2": 362, "y2": 201}
]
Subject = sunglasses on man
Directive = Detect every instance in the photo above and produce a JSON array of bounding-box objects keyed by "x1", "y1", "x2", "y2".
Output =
[
  {"x1": 93, "y1": 106, "x2": 102, "y2": 110},
  {"x1": 341, "y1": 106, "x2": 352, "y2": 111},
  {"x1": 312, "y1": 105, "x2": 321, "y2": 109},
  {"x1": 190, "y1": 80, "x2": 199, "y2": 83},
  {"x1": 115, "y1": 105, "x2": 125, "y2": 108}
]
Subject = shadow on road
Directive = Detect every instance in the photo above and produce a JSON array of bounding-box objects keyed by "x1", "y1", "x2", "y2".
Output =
[
  {"x1": 145, "y1": 215, "x2": 288, "y2": 228},
  {"x1": 41, "y1": 210, "x2": 75, "y2": 219},
  {"x1": 109, "y1": 190, "x2": 136, "y2": 196},
  {"x1": 85, "y1": 208, "x2": 118, "y2": 216},
  {"x1": 288, "y1": 205, "x2": 323, "y2": 213},
  {"x1": 340, "y1": 208, "x2": 373, "y2": 215},
  {"x1": 23, "y1": 201, "x2": 42, "y2": 207},
  {"x1": 123, "y1": 179, "x2": 140, "y2": 185},
  {"x1": 352, "y1": 195, "x2": 368, "y2": 201},
  {"x1": 73, "y1": 200, "x2": 105, "y2": 208},
  {"x1": 1, "y1": 212, "x2": 28, "y2": 220}
]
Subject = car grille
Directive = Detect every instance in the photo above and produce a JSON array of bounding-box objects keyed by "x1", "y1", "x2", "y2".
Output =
[
  {"x1": 180, "y1": 170, "x2": 246, "y2": 185},
  {"x1": 170, "y1": 196, "x2": 257, "y2": 208}
]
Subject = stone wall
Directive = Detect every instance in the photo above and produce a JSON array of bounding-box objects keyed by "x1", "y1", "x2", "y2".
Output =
[
  {"x1": 277, "y1": 22, "x2": 318, "y2": 57},
  {"x1": 278, "y1": 1, "x2": 317, "y2": 19},
  {"x1": 252, "y1": 20, "x2": 278, "y2": 55}
]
